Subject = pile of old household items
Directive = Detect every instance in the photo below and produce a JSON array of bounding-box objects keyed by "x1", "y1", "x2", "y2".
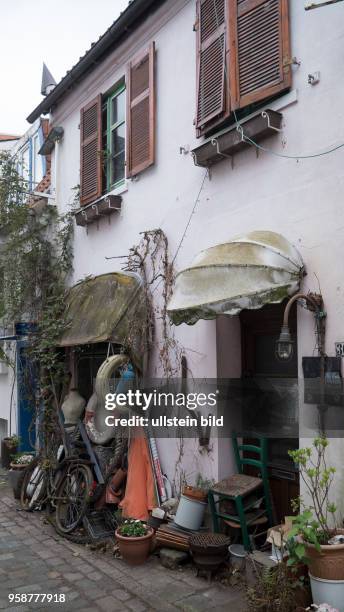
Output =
[{"x1": 12, "y1": 354, "x2": 236, "y2": 576}]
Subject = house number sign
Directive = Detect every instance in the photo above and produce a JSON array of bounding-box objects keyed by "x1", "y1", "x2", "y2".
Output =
[{"x1": 335, "y1": 342, "x2": 344, "y2": 357}]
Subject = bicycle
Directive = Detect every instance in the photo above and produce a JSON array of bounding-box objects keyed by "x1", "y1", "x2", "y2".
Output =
[{"x1": 20, "y1": 423, "x2": 96, "y2": 534}]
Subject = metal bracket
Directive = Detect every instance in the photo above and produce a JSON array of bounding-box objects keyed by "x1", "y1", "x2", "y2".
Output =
[
  {"x1": 211, "y1": 138, "x2": 234, "y2": 169},
  {"x1": 104, "y1": 196, "x2": 121, "y2": 212},
  {"x1": 191, "y1": 151, "x2": 208, "y2": 169},
  {"x1": 92, "y1": 204, "x2": 105, "y2": 218},
  {"x1": 236, "y1": 124, "x2": 245, "y2": 143},
  {"x1": 283, "y1": 56, "x2": 301, "y2": 68},
  {"x1": 261, "y1": 111, "x2": 282, "y2": 133}
]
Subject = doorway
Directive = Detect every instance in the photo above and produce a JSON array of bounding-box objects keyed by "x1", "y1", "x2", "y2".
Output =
[{"x1": 240, "y1": 301, "x2": 299, "y2": 523}]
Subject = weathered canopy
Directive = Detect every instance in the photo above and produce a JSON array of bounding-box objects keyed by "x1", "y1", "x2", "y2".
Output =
[
  {"x1": 58, "y1": 272, "x2": 147, "y2": 370},
  {"x1": 167, "y1": 231, "x2": 304, "y2": 326}
]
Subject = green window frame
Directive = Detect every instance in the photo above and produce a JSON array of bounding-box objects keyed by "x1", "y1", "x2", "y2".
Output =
[{"x1": 105, "y1": 83, "x2": 126, "y2": 191}]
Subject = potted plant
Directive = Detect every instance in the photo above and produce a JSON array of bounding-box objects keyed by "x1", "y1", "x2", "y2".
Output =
[
  {"x1": 1, "y1": 435, "x2": 19, "y2": 469},
  {"x1": 115, "y1": 519, "x2": 153, "y2": 566},
  {"x1": 287, "y1": 437, "x2": 344, "y2": 609},
  {"x1": 8, "y1": 453, "x2": 34, "y2": 499}
]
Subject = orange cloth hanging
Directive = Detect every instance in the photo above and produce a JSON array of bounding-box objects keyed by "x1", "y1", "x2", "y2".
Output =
[{"x1": 119, "y1": 431, "x2": 157, "y2": 520}]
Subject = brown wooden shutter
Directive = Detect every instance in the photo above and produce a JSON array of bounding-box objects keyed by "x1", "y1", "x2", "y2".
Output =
[
  {"x1": 229, "y1": 0, "x2": 291, "y2": 109},
  {"x1": 80, "y1": 95, "x2": 102, "y2": 206},
  {"x1": 196, "y1": 0, "x2": 230, "y2": 132},
  {"x1": 126, "y1": 42, "x2": 155, "y2": 178}
]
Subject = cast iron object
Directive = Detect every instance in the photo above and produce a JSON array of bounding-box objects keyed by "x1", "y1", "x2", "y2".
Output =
[{"x1": 190, "y1": 533, "x2": 230, "y2": 572}]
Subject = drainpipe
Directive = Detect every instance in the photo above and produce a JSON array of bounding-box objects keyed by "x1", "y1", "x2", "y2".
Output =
[{"x1": 53, "y1": 138, "x2": 60, "y2": 206}]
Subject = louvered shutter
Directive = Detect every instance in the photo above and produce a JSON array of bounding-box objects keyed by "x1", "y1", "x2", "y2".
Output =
[
  {"x1": 196, "y1": 0, "x2": 230, "y2": 131},
  {"x1": 230, "y1": 0, "x2": 291, "y2": 109},
  {"x1": 126, "y1": 42, "x2": 155, "y2": 178},
  {"x1": 80, "y1": 95, "x2": 102, "y2": 206}
]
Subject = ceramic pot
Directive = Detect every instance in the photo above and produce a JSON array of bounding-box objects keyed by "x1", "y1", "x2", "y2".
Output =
[
  {"x1": 115, "y1": 528, "x2": 154, "y2": 566},
  {"x1": 310, "y1": 573, "x2": 344, "y2": 610},
  {"x1": 305, "y1": 529, "x2": 344, "y2": 580},
  {"x1": 61, "y1": 389, "x2": 86, "y2": 425}
]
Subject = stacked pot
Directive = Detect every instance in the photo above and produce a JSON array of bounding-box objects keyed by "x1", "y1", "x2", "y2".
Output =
[{"x1": 305, "y1": 530, "x2": 344, "y2": 610}]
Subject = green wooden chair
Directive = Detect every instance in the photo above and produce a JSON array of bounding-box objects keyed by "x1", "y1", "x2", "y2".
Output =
[{"x1": 208, "y1": 433, "x2": 273, "y2": 551}]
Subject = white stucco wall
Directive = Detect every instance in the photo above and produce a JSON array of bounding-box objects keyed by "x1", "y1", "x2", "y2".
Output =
[{"x1": 46, "y1": 0, "x2": 344, "y2": 491}]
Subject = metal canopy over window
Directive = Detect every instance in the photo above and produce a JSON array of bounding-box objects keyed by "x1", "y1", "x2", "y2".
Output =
[
  {"x1": 167, "y1": 231, "x2": 304, "y2": 326},
  {"x1": 58, "y1": 272, "x2": 146, "y2": 370}
]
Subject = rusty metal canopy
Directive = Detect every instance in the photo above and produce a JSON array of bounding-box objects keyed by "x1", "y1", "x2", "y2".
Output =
[
  {"x1": 167, "y1": 231, "x2": 304, "y2": 326},
  {"x1": 58, "y1": 272, "x2": 146, "y2": 370}
]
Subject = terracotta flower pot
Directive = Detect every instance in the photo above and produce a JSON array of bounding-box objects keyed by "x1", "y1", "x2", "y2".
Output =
[
  {"x1": 182, "y1": 485, "x2": 207, "y2": 502},
  {"x1": 305, "y1": 529, "x2": 344, "y2": 580},
  {"x1": 115, "y1": 527, "x2": 154, "y2": 566}
]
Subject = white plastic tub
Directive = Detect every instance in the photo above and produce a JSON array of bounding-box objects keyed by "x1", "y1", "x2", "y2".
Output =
[
  {"x1": 174, "y1": 494, "x2": 207, "y2": 531},
  {"x1": 310, "y1": 573, "x2": 344, "y2": 611},
  {"x1": 229, "y1": 544, "x2": 247, "y2": 570}
]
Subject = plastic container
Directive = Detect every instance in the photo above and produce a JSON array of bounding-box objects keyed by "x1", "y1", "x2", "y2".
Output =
[
  {"x1": 229, "y1": 544, "x2": 247, "y2": 570},
  {"x1": 310, "y1": 573, "x2": 344, "y2": 611},
  {"x1": 174, "y1": 494, "x2": 207, "y2": 531}
]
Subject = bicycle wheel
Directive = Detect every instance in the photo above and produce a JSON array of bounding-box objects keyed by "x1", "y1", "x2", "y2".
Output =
[
  {"x1": 55, "y1": 463, "x2": 93, "y2": 534},
  {"x1": 20, "y1": 457, "x2": 47, "y2": 511}
]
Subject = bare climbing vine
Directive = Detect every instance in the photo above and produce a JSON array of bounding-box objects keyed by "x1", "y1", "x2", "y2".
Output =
[{"x1": 113, "y1": 228, "x2": 183, "y2": 378}]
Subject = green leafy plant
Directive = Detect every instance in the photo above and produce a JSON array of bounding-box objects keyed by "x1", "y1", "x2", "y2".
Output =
[
  {"x1": 247, "y1": 560, "x2": 305, "y2": 612},
  {"x1": 287, "y1": 437, "x2": 337, "y2": 566},
  {"x1": 118, "y1": 519, "x2": 148, "y2": 538}
]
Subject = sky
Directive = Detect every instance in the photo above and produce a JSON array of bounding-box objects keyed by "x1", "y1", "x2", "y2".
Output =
[{"x1": 0, "y1": 0, "x2": 129, "y2": 135}]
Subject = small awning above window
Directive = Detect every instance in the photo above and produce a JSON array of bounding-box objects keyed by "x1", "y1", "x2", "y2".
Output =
[
  {"x1": 58, "y1": 272, "x2": 147, "y2": 370},
  {"x1": 167, "y1": 231, "x2": 304, "y2": 326}
]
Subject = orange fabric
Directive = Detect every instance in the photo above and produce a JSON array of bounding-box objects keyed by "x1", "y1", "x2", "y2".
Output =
[{"x1": 119, "y1": 432, "x2": 156, "y2": 521}]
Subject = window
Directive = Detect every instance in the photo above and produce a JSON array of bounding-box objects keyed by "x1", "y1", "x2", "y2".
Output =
[
  {"x1": 104, "y1": 84, "x2": 126, "y2": 191},
  {"x1": 79, "y1": 42, "x2": 155, "y2": 207},
  {"x1": 195, "y1": 0, "x2": 291, "y2": 136}
]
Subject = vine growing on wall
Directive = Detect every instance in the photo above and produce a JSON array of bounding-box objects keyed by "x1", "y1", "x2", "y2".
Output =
[
  {"x1": 0, "y1": 151, "x2": 74, "y2": 451},
  {"x1": 114, "y1": 228, "x2": 183, "y2": 378}
]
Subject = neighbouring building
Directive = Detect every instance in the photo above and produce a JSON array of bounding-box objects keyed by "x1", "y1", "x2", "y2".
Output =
[
  {"x1": 0, "y1": 118, "x2": 52, "y2": 452},
  {"x1": 0, "y1": 134, "x2": 20, "y2": 153},
  {"x1": 16, "y1": 0, "x2": 344, "y2": 521}
]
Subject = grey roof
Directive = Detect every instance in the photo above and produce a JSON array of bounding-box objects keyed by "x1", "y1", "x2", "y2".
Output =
[
  {"x1": 41, "y1": 63, "x2": 57, "y2": 96},
  {"x1": 27, "y1": 0, "x2": 162, "y2": 123}
]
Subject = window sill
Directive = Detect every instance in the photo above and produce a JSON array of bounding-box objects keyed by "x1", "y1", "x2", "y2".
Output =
[
  {"x1": 74, "y1": 193, "x2": 122, "y2": 228},
  {"x1": 107, "y1": 181, "x2": 127, "y2": 197},
  {"x1": 191, "y1": 109, "x2": 283, "y2": 169}
]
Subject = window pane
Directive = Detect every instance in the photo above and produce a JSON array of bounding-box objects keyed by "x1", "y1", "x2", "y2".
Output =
[
  {"x1": 111, "y1": 151, "x2": 125, "y2": 185},
  {"x1": 111, "y1": 90, "x2": 125, "y2": 125},
  {"x1": 111, "y1": 123, "x2": 125, "y2": 155}
]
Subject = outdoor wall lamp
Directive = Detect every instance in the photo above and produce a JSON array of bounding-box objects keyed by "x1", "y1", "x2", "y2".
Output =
[{"x1": 276, "y1": 292, "x2": 326, "y2": 362}]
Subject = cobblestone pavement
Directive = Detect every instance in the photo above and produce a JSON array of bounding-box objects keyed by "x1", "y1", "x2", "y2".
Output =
[{"x1": 0, "y1": 478, "x2": 247, "y2": 612}]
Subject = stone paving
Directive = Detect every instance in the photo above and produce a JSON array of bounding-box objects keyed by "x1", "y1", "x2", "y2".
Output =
[{"x1": 0, "y1": 475, "x2": 247, "y2": 612}]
